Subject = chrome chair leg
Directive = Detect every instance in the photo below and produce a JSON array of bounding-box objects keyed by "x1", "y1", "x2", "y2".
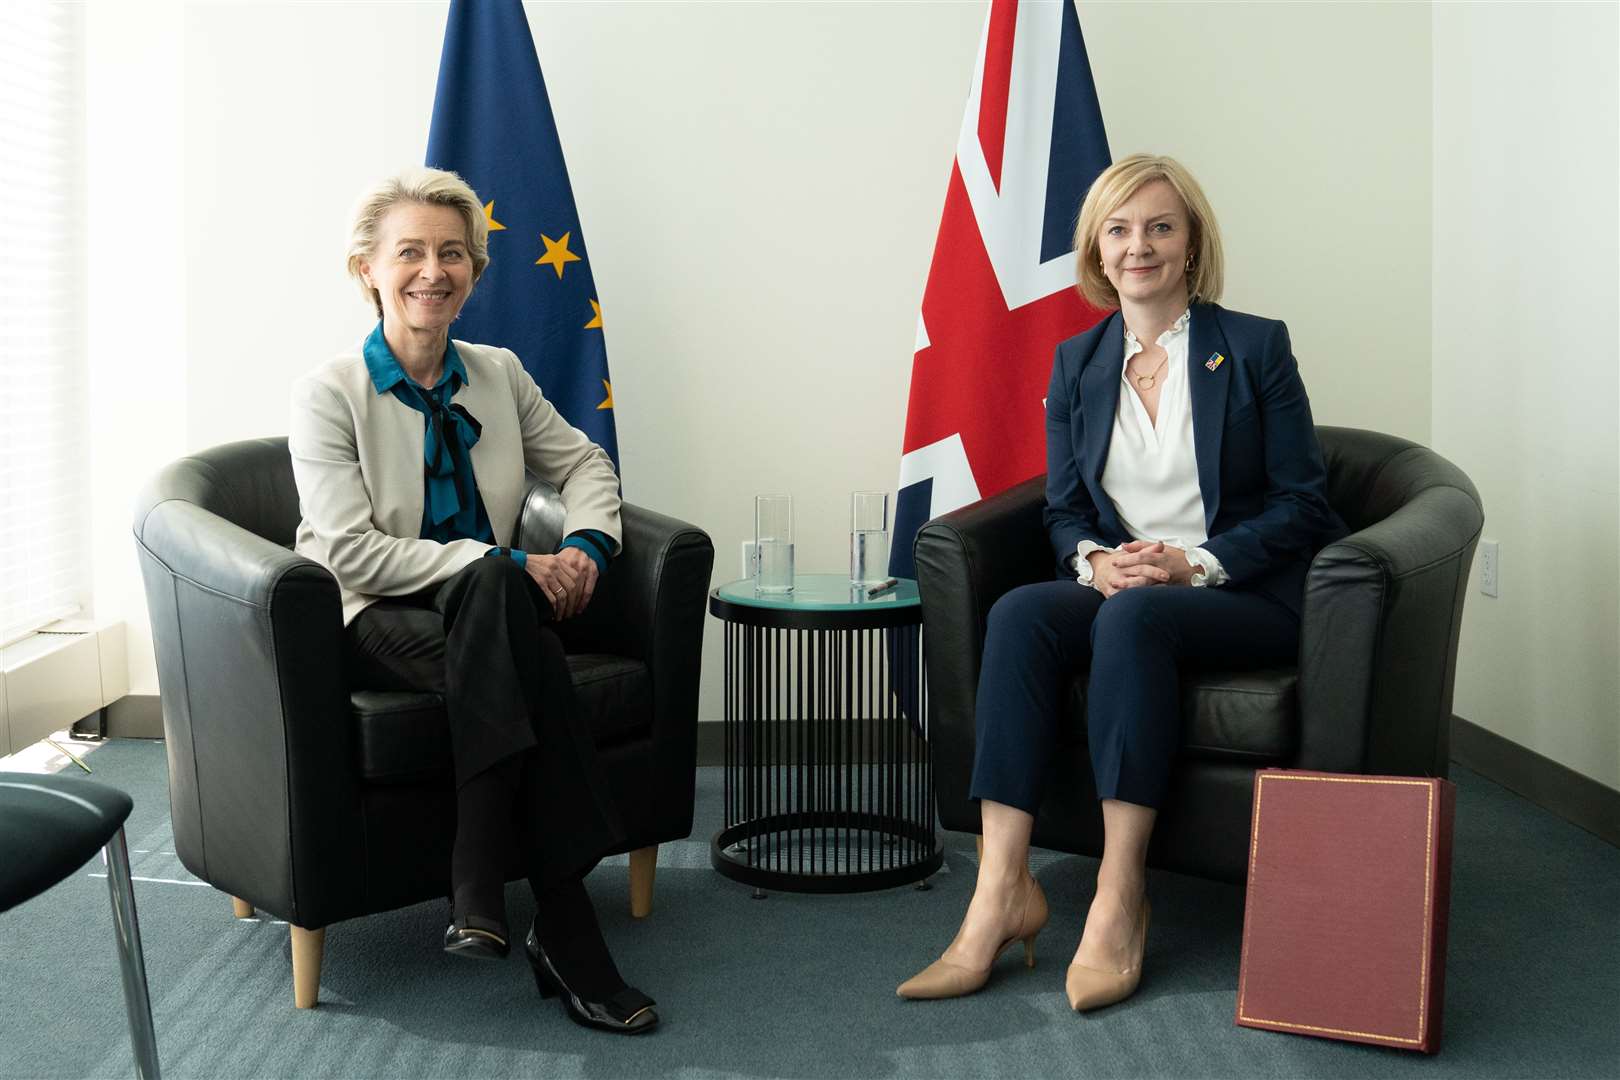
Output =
[{"x1": 103, "y1": 828, "x2": 161, "y2": 1080}]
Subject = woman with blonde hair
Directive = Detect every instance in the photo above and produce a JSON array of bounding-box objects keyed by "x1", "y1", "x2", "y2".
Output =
[
  {"x1": 898, "y1": 154, "x2": 1344, "y2": 1011},
  {"x1": 290, "y1": 167, "x2": 656, "y2": 1034}
]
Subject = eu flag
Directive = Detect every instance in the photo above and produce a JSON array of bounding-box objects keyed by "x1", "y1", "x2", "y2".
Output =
[{"x1": 426, "y1": 0, "x2": 620, "y2": 470}]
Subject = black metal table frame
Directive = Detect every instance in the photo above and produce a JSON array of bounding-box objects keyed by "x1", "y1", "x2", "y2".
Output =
[{"x1": 709, "y1": 588, "x2": 941, "y2": 894}]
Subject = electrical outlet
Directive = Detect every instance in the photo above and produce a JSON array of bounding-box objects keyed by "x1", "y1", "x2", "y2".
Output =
[
  {"x1": 1478, "y1": 539, "x2": 1499, "y2": 597},
  {"x1": 741, "y1": 540, "x2": 758, "y2": 581}
]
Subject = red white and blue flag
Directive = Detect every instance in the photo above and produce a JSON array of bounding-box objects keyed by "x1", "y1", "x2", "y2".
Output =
[{"x1": 890, "y1": 0, "x2": 1112, "y2": 578}]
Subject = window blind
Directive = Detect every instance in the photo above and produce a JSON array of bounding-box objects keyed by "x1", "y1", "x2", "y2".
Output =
[{"x1": 0, "y1": 2, "x2": 88, "y2": 648}]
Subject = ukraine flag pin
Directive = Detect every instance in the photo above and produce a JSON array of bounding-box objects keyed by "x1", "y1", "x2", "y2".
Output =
[{"x1": 1205, "y1": 352, "x2": 1225, "y2": 372}]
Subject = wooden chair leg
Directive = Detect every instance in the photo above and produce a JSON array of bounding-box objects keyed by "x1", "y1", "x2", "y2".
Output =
[
  {"x1": 290, "y1": 925, "x2": 325, "y2": 1009},
  {"x1": 229, "y1": 895, "x2": 254, "y2": 919},
  {"x1": 975, "y1": 835, "x2": 984, "y2": 862},
  {"x1": 628, "y1": 845, "x2": 657, "y2": 919}
]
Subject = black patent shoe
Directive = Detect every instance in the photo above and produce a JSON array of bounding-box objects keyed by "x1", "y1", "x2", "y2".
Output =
[
  {"x1": 443, "y1": 912, "x2": 510, "y2": 960},
  {"x1": 525, "y1": 920, "x2": 658, "y2": 1034}
]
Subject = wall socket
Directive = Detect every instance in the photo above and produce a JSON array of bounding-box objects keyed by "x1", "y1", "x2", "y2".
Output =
[
  {"x1": 741, "y1": 540, "x2": 758, "y2": 581},
  {"x1": 1478, "y1": 539, "x2": 1499, "y2": 597}
]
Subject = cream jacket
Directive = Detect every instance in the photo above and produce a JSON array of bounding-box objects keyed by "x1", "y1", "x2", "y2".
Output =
[{"x1": 290, "y1": 339, "x2": 622, "y2": 625}]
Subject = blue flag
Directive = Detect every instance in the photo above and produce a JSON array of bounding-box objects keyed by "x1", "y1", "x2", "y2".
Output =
[{"x1": 426, "y1": 0, "x2": 620, "y2": 470}]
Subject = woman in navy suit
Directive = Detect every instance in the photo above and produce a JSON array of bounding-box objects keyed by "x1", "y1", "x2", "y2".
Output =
[{"x1": 899, "y1": 154, "x2": 1344, "y2": 1010}]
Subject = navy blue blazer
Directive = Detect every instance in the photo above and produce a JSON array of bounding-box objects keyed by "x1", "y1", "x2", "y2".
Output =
[{"x1": 1043, "y1": 302, "x2": 1346, "y2": 616}]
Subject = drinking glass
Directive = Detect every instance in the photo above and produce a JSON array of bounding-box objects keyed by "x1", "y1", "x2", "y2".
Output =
[
  {"x1": 849, "y1": 491, "x2": 890, "y2": 586},
  {"x1": 755, "y1": 494, "x2": 795, "y2": 595}
]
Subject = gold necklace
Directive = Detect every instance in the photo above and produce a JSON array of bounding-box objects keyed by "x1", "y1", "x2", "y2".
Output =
[{"x1": 1129, "y1": 355, "x2": 1169, "y2": 390}]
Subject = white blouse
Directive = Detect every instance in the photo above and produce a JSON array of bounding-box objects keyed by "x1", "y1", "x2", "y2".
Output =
[{"x1": 1073, "y1": 309, "x2": 1228, "y2": 589}]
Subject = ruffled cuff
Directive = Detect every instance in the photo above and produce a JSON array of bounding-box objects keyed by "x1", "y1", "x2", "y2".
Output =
[
  {"x1": 1184, "y1": 545, "x2": 1227, "y2": 587},
  {"x1": 1073, "y1": 540, "x2": 1114, "y2": 588}
]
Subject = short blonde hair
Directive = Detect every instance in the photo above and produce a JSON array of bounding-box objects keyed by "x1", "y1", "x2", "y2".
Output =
[
  {"x1": 346, "y1": 167, "x2": 491, "y2": 317},
  {"x1": 1073, "y1": 153, "x2": 1224, "y2": 309}
]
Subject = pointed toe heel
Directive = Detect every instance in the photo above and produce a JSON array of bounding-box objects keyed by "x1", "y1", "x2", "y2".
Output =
[
  {"x1": 896, "y1": 957, "x2": 981, "y2": 1000},
  {"x1": 1065, "y1": 962, "x2": 1140, "y2": 1012},
  {"x1": 443, "y1": 913, "x2": 510, "y2": 961},
  {"x1": 525, "y1": 919, "x2": 658, "y2": 1034},
  {"x1": 1066, "y1": 899, "x2": 1150, "y2": 1013},
  {"x1": 897, "y1": 874, "x2": 1048, "y2": 1000}
]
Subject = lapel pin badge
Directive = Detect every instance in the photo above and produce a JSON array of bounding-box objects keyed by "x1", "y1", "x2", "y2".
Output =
[{"x1": 1205, "y1": 352, "x2": 1225, "y2": 372}]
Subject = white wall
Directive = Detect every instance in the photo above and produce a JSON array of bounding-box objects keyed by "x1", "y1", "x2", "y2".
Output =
[
  {"x1": 1432, "y1": 3, "x2": 1620, "y2": 790},
  {"x1": 86, "y1": 0, "x2": 188, "y2": 694},
  {"x1": 1084, "y1": 0, "x2": 1433, "y2": 441},
  {"x1": 94, "y1": 3, "x2": 1433, "y2": 737}
]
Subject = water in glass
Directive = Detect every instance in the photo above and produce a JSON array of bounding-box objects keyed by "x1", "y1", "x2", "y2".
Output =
[
  {"x1": 757, "y1": 540, "x2": 795, "y2": 594},
  {"x1": 850, "y1": 529, "x2": 889, "y2": 586}
]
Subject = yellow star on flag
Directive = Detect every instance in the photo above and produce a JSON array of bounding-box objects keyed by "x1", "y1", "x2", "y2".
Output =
[
  {"x1": 584, "y1": 299, "x2": 603, "y2": 330},
  {"x1": 483, "y1": 201, "x2": 506, "y2": 231},
  {"x1": 535, "y1": 231, "x2": 581, "y2": 278},
  {"x1": 596, "y1": 379, "x2": 613, "y2": 411}
]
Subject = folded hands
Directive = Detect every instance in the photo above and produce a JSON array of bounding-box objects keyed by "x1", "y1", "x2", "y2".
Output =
[
  {"x1": 1086, "y1": 540, "x2": 1199, "y2": 598},
  {"x1": 522, "y1": 547, "x2": 599, "y2": 619}
]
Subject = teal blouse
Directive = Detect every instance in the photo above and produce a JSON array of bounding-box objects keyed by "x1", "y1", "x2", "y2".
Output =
[{"x1": 362, "y1": 324, "x2": 609, "y2": 575}]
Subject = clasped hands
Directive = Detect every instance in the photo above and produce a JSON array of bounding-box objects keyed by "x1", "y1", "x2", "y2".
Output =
[
  {"x1": 521, "y1": 546, "x2": 599, "y2": 620},
  {"x1": 1086, "y1": 540, "x2": 1200, "y2": 599}
]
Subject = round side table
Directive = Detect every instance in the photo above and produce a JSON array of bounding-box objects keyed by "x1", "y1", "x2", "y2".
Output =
[{"x1": 708, "y1": 574, "x2": 941, "y2": 893}]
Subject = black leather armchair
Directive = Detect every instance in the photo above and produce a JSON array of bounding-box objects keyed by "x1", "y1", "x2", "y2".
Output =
[
  {"x1": 914, "y1": 426, "x2": 1483, "y2": 883},
  {"x1": 132, "y1": 437, "x2": 713, "y2": 1007}
]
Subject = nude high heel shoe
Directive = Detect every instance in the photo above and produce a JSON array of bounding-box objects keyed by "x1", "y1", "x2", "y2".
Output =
[
  {"x1": 1065, "y1": 898, "x2": 1150, "y2": 1012},
  {"x1": 897, "y1": 875, "x2": 1048, "y2": 1000}
]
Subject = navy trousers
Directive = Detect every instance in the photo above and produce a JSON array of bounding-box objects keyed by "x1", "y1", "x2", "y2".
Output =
[{"x1": 969, "y1": 582, "x2": 1299, "y2": 811}]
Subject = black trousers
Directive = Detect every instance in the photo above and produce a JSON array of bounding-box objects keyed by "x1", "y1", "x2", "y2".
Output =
[
  {"x1": 969, "y1": 582, "x2": 1299, "y2": 811},
  {"x1": 346, "y1": 557, "x2": 626, "y2": 889}
]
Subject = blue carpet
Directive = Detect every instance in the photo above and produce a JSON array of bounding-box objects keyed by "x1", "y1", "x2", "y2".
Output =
[{"x1": 1, "y1": 739, "x2": 1617, "y2": 1078}]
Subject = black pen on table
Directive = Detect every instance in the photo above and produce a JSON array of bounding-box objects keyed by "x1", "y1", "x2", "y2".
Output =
[{"x1": 865, "y1": 577, "x2": 899, "y2": 598}]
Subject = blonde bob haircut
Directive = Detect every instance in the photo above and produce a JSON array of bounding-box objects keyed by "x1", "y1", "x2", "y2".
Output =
[
  {"x1": 346, "y1": 167, "x2": 491, "y2": 318},
  {"x1": 1073, "y1": 153, "x2": 1224, "y2": 310}
]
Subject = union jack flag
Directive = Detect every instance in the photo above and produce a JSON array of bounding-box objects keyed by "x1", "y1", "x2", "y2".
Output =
[{"x1": 891, "y1": 0, "x2": 1112, "y2": 579}]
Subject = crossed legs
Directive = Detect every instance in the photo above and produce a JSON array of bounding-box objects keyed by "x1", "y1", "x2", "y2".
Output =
[{"x1": 347, "y1": 558, "x2": 628, "y2": 960}]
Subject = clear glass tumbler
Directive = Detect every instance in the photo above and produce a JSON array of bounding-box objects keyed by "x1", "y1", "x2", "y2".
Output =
[
  {"x1": 755, "y1": 494, "x2": 795, "y2": 595},
  {"x1": 849, "y1": 491, "x2": 890, "y2": 586}
]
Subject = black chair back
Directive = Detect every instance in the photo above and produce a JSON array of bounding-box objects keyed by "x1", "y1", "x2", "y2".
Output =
[
  {"x1": 156, "y1": 437, "x2": 302, "y2": 547},
  {"x1": 1317, "y1": 426, "x2": 1477, "y2": 535}
]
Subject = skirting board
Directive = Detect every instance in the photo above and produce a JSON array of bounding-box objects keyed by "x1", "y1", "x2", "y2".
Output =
[
  {"x1": 697, "y1": 720, "x2": 722, "y2": 767},
  {"x1": 105, "y1": 694, "x2": 163, "y2": 740},
  {"x1": 1450, "y1": 714, "x2": 1619, "y2": 849}
]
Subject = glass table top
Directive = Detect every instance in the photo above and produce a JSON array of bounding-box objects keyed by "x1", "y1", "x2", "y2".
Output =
[{"x1": 713, "y1": 573, "x2": 919, "y2": 611}]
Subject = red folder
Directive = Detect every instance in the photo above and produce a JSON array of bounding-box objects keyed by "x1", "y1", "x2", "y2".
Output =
[{"x1": 1236, "y1": 769, "x2": 1456, "y2": 1054}]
